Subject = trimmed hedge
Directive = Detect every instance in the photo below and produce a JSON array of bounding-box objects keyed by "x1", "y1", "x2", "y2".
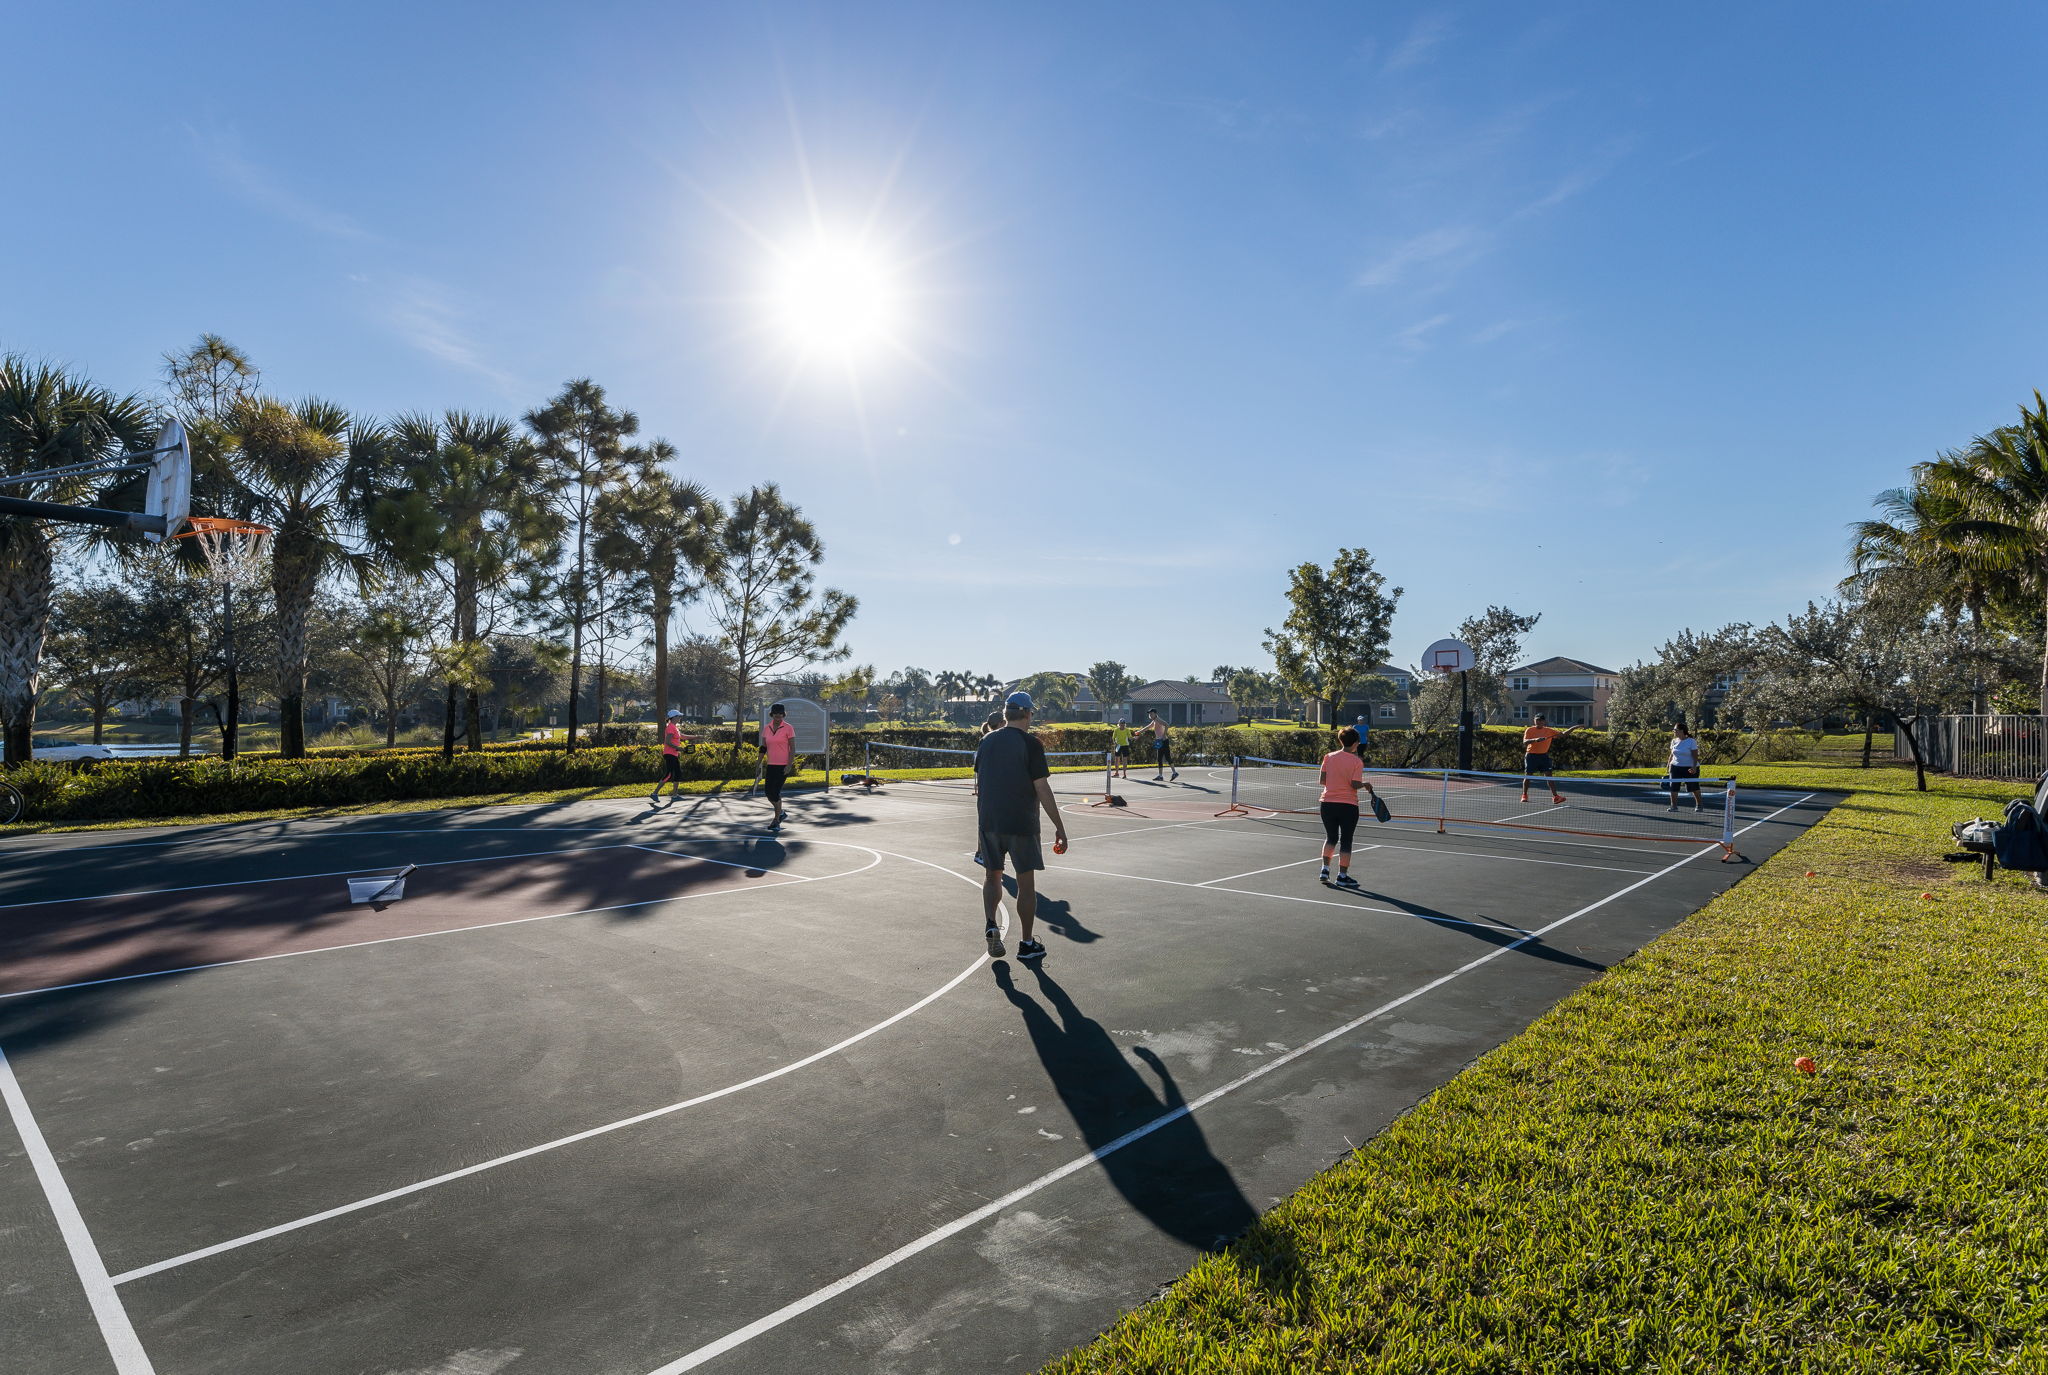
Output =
[{"x1": 5, "y1": 741, "x2": 758, "y2": 823}]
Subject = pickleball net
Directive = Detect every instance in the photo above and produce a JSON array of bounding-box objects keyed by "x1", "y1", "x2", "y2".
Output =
[
  {"x1": 861, "y1": 740, "x2": 1116, "y2": 801},
  {"x1": 1219, "y1": 756, "x2": 1740, "y2": 860}
]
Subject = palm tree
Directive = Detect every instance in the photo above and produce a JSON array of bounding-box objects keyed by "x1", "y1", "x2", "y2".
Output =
[
  {"x1": 230, "y1": 396, "x2": 369, "y2": 757},
  {"x1": 0, "y1": 358, "x2": 154, "y2": 762},
  {"x1": 594, "y1": 441, "x2": 721, "y2": 723},
  {"x1": 367, "y1": 412, "x2": 554, "y2": 752},
  {"x1": 1016, "y1": 671, "x2": 1079, "y2": 718},
  {"x1": 1916, "y1": 397, "x2": 2048, "y2": 713},
  {"x1": 1847, "y1": 475, "x2": 2014, "y2": 628}
]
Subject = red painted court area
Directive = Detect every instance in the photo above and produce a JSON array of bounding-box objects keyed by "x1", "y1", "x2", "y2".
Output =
[{"x1": 0, "y1": 846, "x2": 786, "y2": 997}]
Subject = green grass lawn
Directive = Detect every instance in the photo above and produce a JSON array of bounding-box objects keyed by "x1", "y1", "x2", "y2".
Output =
[{"x1": 1039, "y1": 762, "x2": 2048, "y2": 1373}]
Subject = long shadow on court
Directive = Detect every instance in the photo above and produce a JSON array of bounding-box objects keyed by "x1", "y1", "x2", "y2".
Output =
[
  {"x1": 994, "y1": 963, "x2": 1259, "y2": 1252},
  {"x1": 994, "y1": 876, "x2": 1102, "y2": 945},
  {"x1": 1327, "y1": 885, "x2": 1607, "y2": 973}
]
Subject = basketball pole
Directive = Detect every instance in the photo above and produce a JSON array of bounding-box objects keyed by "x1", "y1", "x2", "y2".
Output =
[{"x1": 1456, "y1": 668, "x2": 1473, "y2": 772}]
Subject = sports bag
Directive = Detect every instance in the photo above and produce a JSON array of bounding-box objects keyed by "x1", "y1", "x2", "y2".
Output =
[{"x1": 1993, "y1": 799, "x2": 2048, "y2": 872}]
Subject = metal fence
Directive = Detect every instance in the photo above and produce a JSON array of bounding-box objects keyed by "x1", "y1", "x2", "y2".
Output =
[{"x1": 1895, "y1": 715, "x2": 2048, "y2": 780}]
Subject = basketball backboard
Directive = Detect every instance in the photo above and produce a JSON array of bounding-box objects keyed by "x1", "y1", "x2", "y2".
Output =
[
  {"x1": 144, "y1": 419, "x2": 192, "y2": 542},
  {"x1": 1425, "y1": 638, "x2": 1475, "y2": 674}
]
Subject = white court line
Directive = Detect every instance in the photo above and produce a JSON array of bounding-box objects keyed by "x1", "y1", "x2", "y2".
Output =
[
  {"x1": 0, "y1": 849, "x2": 879, "y2": 1004},
  {"x1": 1198, "y1": 851, "x2": 1378, "y2": 887},
  {"x1": 1066, "y1": 813, "x2": 1657, "y2": 875},
  {"x1": 0, "y1": 1047, "x2": 156, "y2": 1373},
  {"x1": 0, "y1": 844, "x2": 621, "y2": 913},
  {"x1": 640, "y1": 789, "x2": 1819, "y2": 1373},
  {"x1": 1047, "y1": 861, "x2": 1503, "y2": 927},
  {"x1": 111, "y1": 843, "x2": 993, "y2": 1287}
]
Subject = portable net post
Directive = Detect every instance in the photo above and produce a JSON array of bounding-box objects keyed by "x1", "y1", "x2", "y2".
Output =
[
  {"x1": 1214, "y1": 754, "x2": 1250, "y2": 817},
  {"x1": 1087, "y1": 748, "x2": 1120, "y2": 808}
]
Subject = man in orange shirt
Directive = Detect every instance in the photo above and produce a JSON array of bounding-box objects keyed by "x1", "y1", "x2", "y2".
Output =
[{"x1": 1519, "y1": 713, "x2": 1581, "y2": 804}]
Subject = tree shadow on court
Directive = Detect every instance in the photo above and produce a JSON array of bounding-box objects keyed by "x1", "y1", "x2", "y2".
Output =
[
  {"x1": 993, "y1": 962, "x2": 1261, "y2": 1253},
  {"x1": 1334, "y1": 885, "x2": 1608, "y2": 973}
]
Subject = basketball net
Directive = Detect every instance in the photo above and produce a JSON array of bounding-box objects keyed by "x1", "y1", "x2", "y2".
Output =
[{"x1": 176, "y1": 516, "x2": 272, "y2": 588}]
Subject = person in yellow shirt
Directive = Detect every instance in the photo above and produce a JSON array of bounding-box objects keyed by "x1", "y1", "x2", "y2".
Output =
[
  {"x1": 1110, "y1": 720, "x2": 1133, "y2": 779},
  {"x1": 1519, "y1": 713, "x2": 1582, "y2": 804}
]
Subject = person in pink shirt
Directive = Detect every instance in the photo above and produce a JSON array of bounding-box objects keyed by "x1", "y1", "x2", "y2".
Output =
[
  {"x1": 759, "y1": 702, "x2": 797, "y2": 831},
  {"x1": 649, "y1": 708, "x2": 701, "y2": 807},
  {"x1": 1317, "y1": 726, "x2": 1375, "y2": 887}
]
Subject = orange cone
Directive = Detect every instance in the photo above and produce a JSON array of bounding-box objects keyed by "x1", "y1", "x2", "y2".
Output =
[
  {"x1": 1921, "y1": 892, "x2": 1936, "y2": 901},
  {"x1": 1804, "y1": 870, "x2": 1817, "y2": 878},
  {"x1": 1793, "y1": 1057, "x2": 1817, "y2": 1074}
]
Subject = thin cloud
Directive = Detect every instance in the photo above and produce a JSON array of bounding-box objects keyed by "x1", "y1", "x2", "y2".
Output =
[
  {"x1": 1470, "y1": 318, "x2": 1523, "y2": 344},
  {"x1": 1356, "y1": 225, "x2": 1488, "y2": 288},
  {"x1": 1385, "y1": 14, "x2": 1455, "y2": 72},
  {"x1": 1396, "y1": 313, "x2": 1454, "y2": 351},
  {"x1": 379, "y1": 278, "x2": 520, "y2": 392},
  {"x1": 186, "y1": 124, "x2": 373, "y2": 241}
]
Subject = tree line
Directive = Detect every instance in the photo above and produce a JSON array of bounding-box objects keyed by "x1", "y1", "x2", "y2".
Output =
[{"x1": 0, "y1": 339, "x2": 856, "y2": 763}]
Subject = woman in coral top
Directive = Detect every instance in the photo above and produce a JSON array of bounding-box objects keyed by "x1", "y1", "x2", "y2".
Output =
[
  {"x1": 1318, "y1": 726, "x2": 1375, "y2": 888},
  {"x1": 759, "y1": 702, "x2": 797, "y2": 831}
]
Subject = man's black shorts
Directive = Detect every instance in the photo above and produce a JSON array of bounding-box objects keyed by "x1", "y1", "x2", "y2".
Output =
[
  {"x1": 1114, "y1": 745, "x2": 1131, "y2": 759},
  {"x1": 1523, "y1": 753, "x2": 1554, "y2": 776},
  {"x1": 977, "y1": 829, "x2": 1045, "y2": 873}
]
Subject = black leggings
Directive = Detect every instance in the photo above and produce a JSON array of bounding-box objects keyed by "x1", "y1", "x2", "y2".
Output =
[
  {"x1": 1154, "y1": 742, "x2": 1173, "y2": 769},
  {"x1": 764, "y1": 764, "x2": 788, "y2": 804},
  {"x1": 1320, "y1": 801, "x2": 1360, "y2": 854}
]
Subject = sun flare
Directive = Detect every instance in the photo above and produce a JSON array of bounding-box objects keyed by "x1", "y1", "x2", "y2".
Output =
[{"x1": 769, "y1": 237, "x2": 901, "y2": 356}]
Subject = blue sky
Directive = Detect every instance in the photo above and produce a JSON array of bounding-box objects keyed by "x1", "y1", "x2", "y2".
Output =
[{"x1": 8, "y1": 2, "x2": 2046, "y2": 683}]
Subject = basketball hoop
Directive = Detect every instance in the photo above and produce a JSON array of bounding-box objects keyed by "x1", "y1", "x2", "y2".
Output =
[{"x1": 176, "y1": 517, "x2": 273, "y2": 587}]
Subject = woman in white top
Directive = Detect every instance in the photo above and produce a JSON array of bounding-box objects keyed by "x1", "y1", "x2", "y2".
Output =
[{"x1": 1667, "y1": 724, "x2": 1704, "y2": 811}]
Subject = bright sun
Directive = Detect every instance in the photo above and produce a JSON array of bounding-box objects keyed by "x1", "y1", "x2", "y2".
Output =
[{"x1": 769, "y1": 237, "x2": 901, "y2": 357}]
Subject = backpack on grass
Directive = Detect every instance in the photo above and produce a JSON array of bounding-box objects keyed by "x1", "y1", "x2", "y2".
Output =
[{"x1": 1992, "y1": 799, "x2": 2048, "y2": 873}]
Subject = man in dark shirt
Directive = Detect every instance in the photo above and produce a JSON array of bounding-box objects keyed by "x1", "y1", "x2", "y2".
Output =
[{"x1": 974, "y1": 690, "x2": 1067, "y2": 962}]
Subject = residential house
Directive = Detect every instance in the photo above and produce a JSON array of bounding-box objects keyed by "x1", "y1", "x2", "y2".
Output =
[
  {"x1": 1120, "y1": 680, "x2": 1238, "y2": 727},
  {"x1": 1327, "y1": 663, "x2": 1415, "y2": 729},
  {"x1": 1504, "y1": 656, "x2": 1620, "y2": 728}
]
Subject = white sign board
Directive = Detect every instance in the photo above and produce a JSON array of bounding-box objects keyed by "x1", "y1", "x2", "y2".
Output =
[
  {"x1": 770, "y1": 698, "x2": 830, "y2": 757},
  {"x1": 1423, "y1": 638, "x2": 1475, "y2": 674}
]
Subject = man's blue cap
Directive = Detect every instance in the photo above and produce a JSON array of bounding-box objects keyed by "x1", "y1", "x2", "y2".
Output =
[{"x1": 1005, "y1": 690, "x2": 1034, "y2": 711}]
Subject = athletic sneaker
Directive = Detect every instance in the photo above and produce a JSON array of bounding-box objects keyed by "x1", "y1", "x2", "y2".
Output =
[
  {"x1": 1170, "y1": 770, "x2": 1180, "y2": 781},
  {"x1": 1017, "y1": 939, "x2": 1047, "y2": 961},
  {"x1": 1318, "y1": 866, "x2": 1330, "y2": 883},
  {"x1": 1336, "y1": 872, "x2": 1360, "y2": 888},
  {"x1": 985, "y1": 926, "x2": 1006, "y2": 958}
]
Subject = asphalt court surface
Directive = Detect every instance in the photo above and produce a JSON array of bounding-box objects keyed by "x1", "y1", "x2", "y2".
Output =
[{"x1": 1, "y1": 770, "x2": 1833, "y2": 1375}]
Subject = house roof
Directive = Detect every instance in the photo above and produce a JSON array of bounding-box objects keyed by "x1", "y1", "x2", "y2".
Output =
[
  {"x1": 1369, "y1": 662, "x2": 1410, "y2": 679},
  {"x1": 1127, "y1": 680, "x2": 1232, "y2": 703},
  {"x1": 1511, "y1": 656, "x2": 1618, "y2": 677},
  {"x1": 1525, "y1": 690, "x2": 1594, "y2": 704}
]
